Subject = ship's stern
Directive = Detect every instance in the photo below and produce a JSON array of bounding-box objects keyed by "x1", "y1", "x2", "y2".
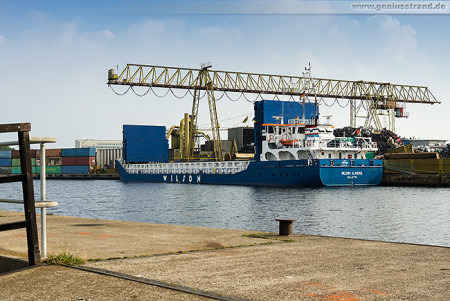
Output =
[{"x1": 319, "y1": 159, "x2": 383, "y2": 186}]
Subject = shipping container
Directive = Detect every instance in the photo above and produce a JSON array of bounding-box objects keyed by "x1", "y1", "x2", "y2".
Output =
[
  {"x1": 62, "y1": 165, "x2": 91, "y2": 174},
  {"x1": 11, "y1": 149, "x2": 40, "y2": 158},
  {"x1": 62, "y1": 148, "x2": 96, "y2": 157},
  {"x1": 11, "y1": 166, "x2": 38, "y2": 174},
  {"x1": 123, "y1": 125, "x2": 166, "y2": 140},
  {"x1": 62, "y1": 156, "x2": 95, "y2": 166},
  {"x1": 11, "y1": 158, "x2": 37, "y2": 167},
  {"x1": 0, "y1": 167, "x2": 11, "y2": 174},
  {"x1": 124, "y1": 138, "x2": 168, "y2": 163},
  {"x1": 255, "y1": 100, "x2": 317, "y2": 125},
  {"x1": 0, "y1": 150, "x2": 12, "y2": 159},
  {"x1": 46, "y1": 148, "x2": 62, "y2": 157},
  {"x1": 32, "y1": 149, "x2": 40, "y2": 159},
  {"x1": 35, "y1": 166, "x2": 62, "y2": 174},
  {"x1": 0, "y1": 158, "x2": 11, "y2": 167}
]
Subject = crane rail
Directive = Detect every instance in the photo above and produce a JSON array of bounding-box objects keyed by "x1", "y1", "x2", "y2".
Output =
[{"x1": 108, "y1": 64, "x2": 440, "y2": 104}]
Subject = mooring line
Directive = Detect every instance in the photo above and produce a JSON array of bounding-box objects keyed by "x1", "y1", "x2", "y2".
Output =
[{"x1": 65, "y1": 264, "x2": 252, "y2": 301}]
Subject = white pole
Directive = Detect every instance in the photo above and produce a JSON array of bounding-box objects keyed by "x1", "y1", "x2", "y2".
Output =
[{"x1": 40, "y1": 142, "x2": 47, "y2": 258}]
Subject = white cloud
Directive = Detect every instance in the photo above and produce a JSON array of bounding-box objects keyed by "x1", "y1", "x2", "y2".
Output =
[
  {"x1": 95, "y1": 30, "x2": 115, "y2": 39},
  {"x1": 368, "y1": 15, "x2": 418, "y2": 62}
]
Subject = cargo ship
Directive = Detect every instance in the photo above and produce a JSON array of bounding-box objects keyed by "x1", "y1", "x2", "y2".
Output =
[{"x1": 116, "y1": 100, "x2": 383, "y2": 187}]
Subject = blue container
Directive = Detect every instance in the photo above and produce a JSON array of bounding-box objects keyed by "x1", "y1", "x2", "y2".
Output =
[
  {"x1": 123, "y1": 125, "x2": 166, "y2": 140},
  {"x1": 124, "y1": 138, "x2": 168, "y2": 163},
  {"x1": 62, "y1": 148, "x2": 96, "y2": 157},
  {"x1": 258, "y1": 100, "x2": 317, "y2": 124},
  {"x1": 0, "y1": 150, "x2": 12, "y2": 159},
  {"x1": 62, "y1": 165, "x2": 90, "y2": 174},
  {"x1": 0, "y1": 158, "x2": 11, "y2": 167}
]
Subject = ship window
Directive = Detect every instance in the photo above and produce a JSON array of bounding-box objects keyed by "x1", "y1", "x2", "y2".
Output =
[
  {"x1": 268, "y1": 127, "x2": 274, "y2": 133},
  {"x1": 298, "y1": 128, "x2": 305, "y2": 134},
  {"x1": 328, "y1": 154, "x2": 331, "y2": 158},
  {"x1": 259, "y1": 173, "x2": 261, "y2": 176},
  {"x1": 262, "y1": 136, "x2": 266, "y2": 141}
]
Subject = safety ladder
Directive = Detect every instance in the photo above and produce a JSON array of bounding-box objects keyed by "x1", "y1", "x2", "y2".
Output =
[{"x1": 0, "y1": 123, "x2": 40, "y2": 265}]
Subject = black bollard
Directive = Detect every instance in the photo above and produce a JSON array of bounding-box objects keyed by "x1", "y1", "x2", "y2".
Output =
[{"x1": 275, "y1": 218, "x2": 296, "y2": 236}]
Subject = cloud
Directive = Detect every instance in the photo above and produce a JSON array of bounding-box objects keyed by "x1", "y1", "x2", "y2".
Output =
[
  {"x1": 0, "y1": 35, "x2": 5, "y2": 45},
  {"x1": 368, "y1": 15, "x2": 418, "y2": 62},
  {"x1": 96, "y1": 30, "x2": 115, "y2": 39}
]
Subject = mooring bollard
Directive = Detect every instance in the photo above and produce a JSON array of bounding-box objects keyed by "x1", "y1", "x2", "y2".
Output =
[{"x1": 275, "y1": 218, "x2": 296, "y2": 236}]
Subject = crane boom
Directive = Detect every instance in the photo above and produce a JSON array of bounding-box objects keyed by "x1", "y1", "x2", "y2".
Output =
[
  {"x1": 108, "y1": 63, "x2": 441, "y2": 161},
  {"x1": 108, "y1": 64, "x2": 440, "y2": 104}
]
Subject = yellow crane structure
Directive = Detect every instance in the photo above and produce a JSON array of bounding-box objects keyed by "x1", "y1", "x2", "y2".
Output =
[{"x1": 107, "y1": 63, "x2": 440, "y2": 161}]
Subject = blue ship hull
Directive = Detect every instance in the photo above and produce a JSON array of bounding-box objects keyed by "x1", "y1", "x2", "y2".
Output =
[{"x1": 117, "y1": 159, "x2": 383, "y2": 187}]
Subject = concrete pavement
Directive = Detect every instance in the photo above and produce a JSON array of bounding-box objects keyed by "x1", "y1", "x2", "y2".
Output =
[{"x1": 1, "y1": 210, "x2": 449, "y2": 300}]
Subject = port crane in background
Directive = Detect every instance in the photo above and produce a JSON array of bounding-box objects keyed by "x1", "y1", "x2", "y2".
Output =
[{"x1": 107, "y1": 63, "x2": 440, "y2": 161}]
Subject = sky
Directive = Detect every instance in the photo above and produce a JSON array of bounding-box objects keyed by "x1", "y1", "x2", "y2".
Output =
[{"x1": 0, "y1": 0, "x2": 449, "y2": 147}]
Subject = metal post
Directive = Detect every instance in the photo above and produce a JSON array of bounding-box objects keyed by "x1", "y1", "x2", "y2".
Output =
[{"x1": 40, "y1": 142, "x2": 47, "y2": 258}]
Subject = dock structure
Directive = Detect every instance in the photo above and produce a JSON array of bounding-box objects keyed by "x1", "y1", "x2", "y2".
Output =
[
  {"x1": 0, "y1": 133, "x2": 58, "y2": 258},
  {"x1": 0, "y1": 123, "x2": 40, "y2": 266},
  {"x1": 1, "y1": 211, "x2": 448, "y2": 300}
]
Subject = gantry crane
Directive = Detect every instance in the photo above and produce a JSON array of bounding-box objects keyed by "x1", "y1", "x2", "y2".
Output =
[{"x1": 108, "y1": 63, "x2": 440, "y2": 161}]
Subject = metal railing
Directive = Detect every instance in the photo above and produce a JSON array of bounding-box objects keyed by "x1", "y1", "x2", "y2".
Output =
[{"x1": 126, "y1": 161, "x2": 250, "y2": 175}]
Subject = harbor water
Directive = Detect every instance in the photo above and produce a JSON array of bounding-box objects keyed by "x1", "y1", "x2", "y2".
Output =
[{"x1": 1, "y1": 180, "x2": 449, "y2": 247}]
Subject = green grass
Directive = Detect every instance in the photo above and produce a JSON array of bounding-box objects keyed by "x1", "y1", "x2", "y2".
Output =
[
  {"x1": 242, "y1": 232, "x2": 272, "y2": 239},
  {"x1": 44, "y1": 252, "x2": 85, "y2": 265}
]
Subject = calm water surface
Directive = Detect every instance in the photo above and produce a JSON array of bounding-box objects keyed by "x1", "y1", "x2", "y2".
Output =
[{"x1": 1, "y1": 180, "x2": 449, "y2": 247}]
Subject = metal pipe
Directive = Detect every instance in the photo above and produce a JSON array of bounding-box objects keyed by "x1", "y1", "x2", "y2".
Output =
[{"x1": 40, "y1": 142, "x2": 47, "y2": 258}]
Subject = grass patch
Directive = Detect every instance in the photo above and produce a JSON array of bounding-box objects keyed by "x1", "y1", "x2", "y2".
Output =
[
  {"x1": 281, "y1": 238, "x2": 295, "y2": 243},
  {"x1": 243, "y1": 232, "x2": 271, "y2": 239},
  {"x1": 44, "y1": 252, "x2": 85, "y2": 265}
]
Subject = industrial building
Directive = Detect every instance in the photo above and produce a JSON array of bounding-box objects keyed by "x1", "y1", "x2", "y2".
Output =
[{"x1": 75, "y1": 139, "x2": 122, "y2": 149}]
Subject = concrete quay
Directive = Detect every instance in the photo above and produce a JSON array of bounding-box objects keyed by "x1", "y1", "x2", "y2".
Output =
[{"x1": 0, "y1": 210, "x2": 448, "y2": 300}]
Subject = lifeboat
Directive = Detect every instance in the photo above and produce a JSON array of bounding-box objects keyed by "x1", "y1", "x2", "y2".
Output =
[{"x1": 279, "y1": 138, "x2": 296, "y2": 146}]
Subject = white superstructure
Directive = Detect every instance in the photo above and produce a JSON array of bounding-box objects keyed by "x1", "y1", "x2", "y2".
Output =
[{"x1": 260, "y1": 120, "x2": 378, "y2": 162}]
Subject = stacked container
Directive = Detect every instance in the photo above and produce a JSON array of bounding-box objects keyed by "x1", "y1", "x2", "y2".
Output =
[
  {"x1": 0, "y1": 150, "x2": 12, "y2": 174},
  {"x1": 39, "y1": 148, "x2": 63, "y2": 174},
  {"x1": 62, "y1": 148, "x2": 96, "y2": 174},
  {"x1": 123, "y1": 125, "x2": 168, "y2": 163},
  {"x1": 11, "y1": 149, "x2": 40, "y2": 174}
]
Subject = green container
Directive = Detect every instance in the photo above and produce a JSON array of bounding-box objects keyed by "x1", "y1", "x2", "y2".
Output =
[
  {"x1": 11, "y1": 158, "x2": 37, "y2": 167},
  {"x1": 35, "y1": 166, "x2": 62, "y2": 174},
  {"x1": 11, "y1": 166, "x2": 21, "y2": 174},
  {"x1": 365, "y1": 152, "x2": 375, "y2": 159},
  {"x1": 11, "y1": 166, "x2": 39, "y2": 174}
]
